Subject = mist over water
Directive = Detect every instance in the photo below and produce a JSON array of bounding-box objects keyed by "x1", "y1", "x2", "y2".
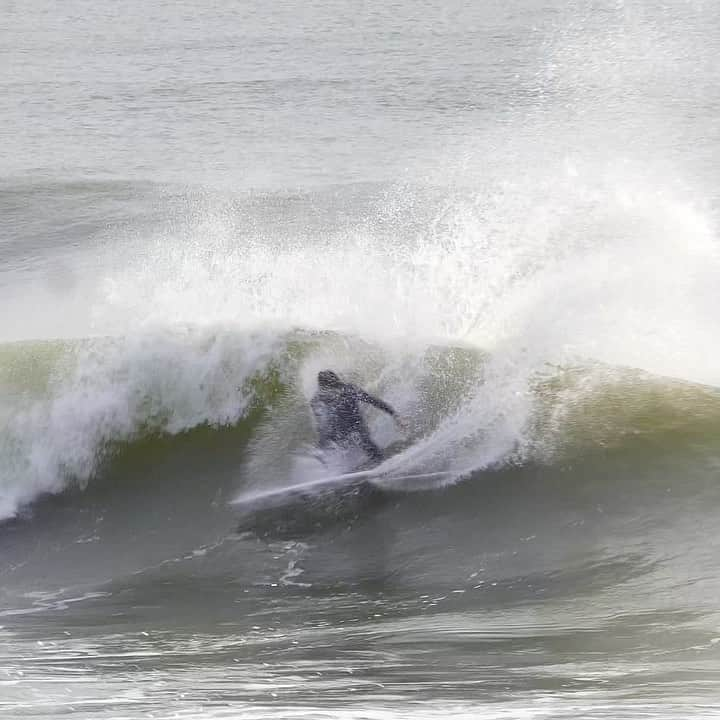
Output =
[{"x1": 2, "y1": 1, "x2": 720, "y2": 718}]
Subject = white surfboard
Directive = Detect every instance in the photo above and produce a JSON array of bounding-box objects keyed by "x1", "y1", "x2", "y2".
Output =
[{"x1": 231, "y1": 468, "x2": 452, "y2": 513}]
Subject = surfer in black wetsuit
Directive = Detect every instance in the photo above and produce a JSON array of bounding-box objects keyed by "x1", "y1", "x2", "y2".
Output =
[{"x1": 311, "y1": 370, "x2": 404, "y2": 463}]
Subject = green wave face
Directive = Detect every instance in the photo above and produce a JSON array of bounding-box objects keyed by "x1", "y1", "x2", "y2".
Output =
[{"x1": 3, "y1": 325, "x2": 720, "y2": 526}]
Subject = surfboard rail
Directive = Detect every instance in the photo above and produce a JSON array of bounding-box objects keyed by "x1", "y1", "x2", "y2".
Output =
[{"x1": 231, "y1": 468, "x2": 453, "y2": 513}]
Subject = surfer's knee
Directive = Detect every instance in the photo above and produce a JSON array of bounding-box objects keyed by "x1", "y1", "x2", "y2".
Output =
[{"x1": 362, "y1": 438, "x2": 383, "y2": 462}]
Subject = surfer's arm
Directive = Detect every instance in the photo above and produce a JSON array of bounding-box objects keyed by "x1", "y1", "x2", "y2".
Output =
[{"x1": 352, "y1": 386, "x2": 398, "y2": 418}]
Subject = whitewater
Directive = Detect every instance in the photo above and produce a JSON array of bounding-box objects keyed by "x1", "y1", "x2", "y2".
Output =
[{"x1": 2, "y1": 0, "x2": 720, "y2": 718}]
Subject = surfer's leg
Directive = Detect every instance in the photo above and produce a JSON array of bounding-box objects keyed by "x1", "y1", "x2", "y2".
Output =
[
  {"x1": 357, "y1": 426, "x2": 383, "y2": 463},
  {"x1": 313, "y1": 437, "x2": 336, "y2": 465}
]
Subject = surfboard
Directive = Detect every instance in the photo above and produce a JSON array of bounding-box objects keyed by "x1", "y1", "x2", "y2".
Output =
[{"x1": 231, "y1": 468, "x2": 452, "y2": 514}]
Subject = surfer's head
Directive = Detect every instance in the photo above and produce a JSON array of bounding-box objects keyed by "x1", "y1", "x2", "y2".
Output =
[{"x1": 318, "y1": 370, "x2": 342, "y2": 388}]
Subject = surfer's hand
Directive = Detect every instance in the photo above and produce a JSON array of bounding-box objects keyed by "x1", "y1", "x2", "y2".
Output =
[{"x1": 395, "y1": 416, "x2": 408, "y2": 432}]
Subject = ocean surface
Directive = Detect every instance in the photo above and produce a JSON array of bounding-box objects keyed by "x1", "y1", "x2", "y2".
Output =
[{"x1": 3, "y1": 1, "x2": 720, "y2": 717}]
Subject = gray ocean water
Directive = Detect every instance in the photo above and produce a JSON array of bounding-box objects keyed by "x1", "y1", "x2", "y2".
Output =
[{"x1": 3, "y1": 1, "x2": 720, "y2": 718}]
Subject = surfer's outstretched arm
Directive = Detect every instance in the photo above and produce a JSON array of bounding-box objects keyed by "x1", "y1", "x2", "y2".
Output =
[
  {"x1": 351, "y1": 385, "x2": 396, "y2": 415},
  {"x1": 351, "y1": 385, "x2": 404, "y2": 427}
]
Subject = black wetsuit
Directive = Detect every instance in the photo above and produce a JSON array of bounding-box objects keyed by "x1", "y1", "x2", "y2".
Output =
[{"x1": 311, "y1": 383, "x2": 397, "y2": 462}]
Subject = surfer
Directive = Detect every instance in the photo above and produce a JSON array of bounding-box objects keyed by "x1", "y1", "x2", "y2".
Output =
[{"x1": 311, "y1": 370, "x2": 404, "y2": 463}]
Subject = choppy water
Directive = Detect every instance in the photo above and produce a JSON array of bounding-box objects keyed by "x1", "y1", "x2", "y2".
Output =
[{"x1": 3, "y1": 1, "x2": 720, "y2": 717}]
